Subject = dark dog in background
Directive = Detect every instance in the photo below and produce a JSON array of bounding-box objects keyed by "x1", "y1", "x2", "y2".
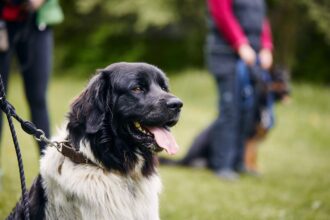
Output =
[
  {"x1": 244, "y1": 65, "x2": 290, "y2": 173},
  {"x1": 160, "y1": 65, "x2": 290, "y2": 174},
  {"x1": 8, "y1": 62, "x2": 183, "y2": 220}
]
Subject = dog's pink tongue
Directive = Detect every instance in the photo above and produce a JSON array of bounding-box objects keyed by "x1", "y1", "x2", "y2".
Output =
[{"x1": 147, "y1": 127, "x2": 179, "y2": 155}]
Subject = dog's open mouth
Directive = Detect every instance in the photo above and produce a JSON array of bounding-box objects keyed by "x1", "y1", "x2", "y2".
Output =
[{"x1": 134, "y1": 122, "x2": 179, "y2": 155}]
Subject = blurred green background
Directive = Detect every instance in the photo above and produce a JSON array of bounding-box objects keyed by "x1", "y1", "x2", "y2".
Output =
[{"x1": 54, "y1": 0, "x2": 330, "y2": 83}]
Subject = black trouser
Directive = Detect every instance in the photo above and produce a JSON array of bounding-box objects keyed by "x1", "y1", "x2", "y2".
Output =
[
  {"x1": 204, "y1": 34, "x2": 250, "y2": 171},
  {"x1": 0, "y1": 21, "x2": 52, "y2": 154}
]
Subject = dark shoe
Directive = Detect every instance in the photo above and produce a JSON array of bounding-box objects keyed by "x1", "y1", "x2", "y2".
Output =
[
  {"x1": 234, "y1": 165, "x2": 248, "y2": 174},
  {"x1": 215, "y1": 169, "x2": 239, "y2": 181}
]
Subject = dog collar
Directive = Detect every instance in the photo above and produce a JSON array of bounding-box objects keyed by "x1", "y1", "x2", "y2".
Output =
[{"x1": 56, "y1": 141, "x2": 98, "y2": 167}]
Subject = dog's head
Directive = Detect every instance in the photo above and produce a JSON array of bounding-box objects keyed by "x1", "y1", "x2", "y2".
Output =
[
  {"x1": 67, "y1": 62, "x2": 182, "y2": 175},
  {"x1": 269, "y1": 65, "x2": 290, "y2": 102}
]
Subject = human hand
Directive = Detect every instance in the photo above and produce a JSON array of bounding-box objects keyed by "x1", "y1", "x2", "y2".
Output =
[
  {"x1": 259, "y1": 48, "x2": 273, "y2": 70},
  {"x1": 238, "y1": 44, "x2": 256, "y2": 66},
  {"x1": 28, "y1": 0, "x2": 45, "y2": 11}
]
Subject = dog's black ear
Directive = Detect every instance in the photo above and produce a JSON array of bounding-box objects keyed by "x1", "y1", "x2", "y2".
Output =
[{"x1": 68, "y1": 71, "x2": 112, "y2": 134}]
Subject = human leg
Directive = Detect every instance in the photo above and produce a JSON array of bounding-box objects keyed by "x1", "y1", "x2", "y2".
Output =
[
  {"x1": 18, "y1": 27, "x2": 52, "y2": 154},
  {"x1": 0, "y1": 22, "x2": 21, "y2": 189},
  {"x1": 234, "y1": 61, "x2": 256, "y2": 172},
  {"x1": 209, "y1": 73, "x2": 241, "y2": 175},
  {"x1": 0, "y1": 47, "x2": 11, "y2": 190},
  {"x1": 0, "y1": 23, "x2": 20, "y2": 140},
  {"x1": 0, "y1": 50, "x2": 11, "y2": 139}
]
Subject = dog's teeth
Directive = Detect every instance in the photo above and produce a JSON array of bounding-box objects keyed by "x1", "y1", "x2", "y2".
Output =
[
  {"x1": 134, "y1": 122, "x2": 151, "y2": 135},
  {"x1": 134, "y1": 122, "x2": 141, "y2": 129}
]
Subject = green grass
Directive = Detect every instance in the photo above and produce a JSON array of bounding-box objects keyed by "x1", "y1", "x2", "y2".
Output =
[{"x1": 0, "y1": 70, "x2": 330, "y2": 219}]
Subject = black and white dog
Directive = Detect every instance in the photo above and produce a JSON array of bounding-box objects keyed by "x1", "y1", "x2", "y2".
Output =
[{"x1": 8, "y1": 62, "x2": 183, "y2": 220}]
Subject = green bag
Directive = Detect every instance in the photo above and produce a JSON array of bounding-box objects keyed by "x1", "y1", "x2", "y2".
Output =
[{"x1": 36, "y1": 0, "x2": 64, "y2": 27}]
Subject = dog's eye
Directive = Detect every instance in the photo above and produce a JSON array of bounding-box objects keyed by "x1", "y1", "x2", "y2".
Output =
[
  {"x1": 161, "y1": 86, "x2": 168, "y2": 92},
  {"x1": 132, "y1": 87, "x2": 143, "y2": 93}
]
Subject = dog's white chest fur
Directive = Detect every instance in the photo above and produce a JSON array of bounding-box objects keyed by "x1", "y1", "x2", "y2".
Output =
[{"x1": 40, "y1": 146, "x2": 162, "y2": 220}]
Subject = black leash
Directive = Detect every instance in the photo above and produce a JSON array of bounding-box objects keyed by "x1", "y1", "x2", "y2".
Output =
[
  {"x1": 0, "y1": 76, "x2": 29, "y2": 220},
  {"x1": 0, "y1": 74, "x2": 48, "y2": 220}
]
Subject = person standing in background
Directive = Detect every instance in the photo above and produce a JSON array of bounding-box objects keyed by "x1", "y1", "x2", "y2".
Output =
[
  {"x1": 205, "y1": 0, "x2": 273, "y2": 180},
  {"x1": 0, "y1": 0, "x2": 63, "y2": 156}
]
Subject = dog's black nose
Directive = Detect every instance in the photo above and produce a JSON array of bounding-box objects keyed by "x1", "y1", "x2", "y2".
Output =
[{"x1": 166, "y1": 97, "x2": 183, "y2": 111}]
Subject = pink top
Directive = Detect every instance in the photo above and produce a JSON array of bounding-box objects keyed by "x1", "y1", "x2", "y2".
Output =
[{"x1": 208, "y1": 0, "x2": 273, "y2": 51}]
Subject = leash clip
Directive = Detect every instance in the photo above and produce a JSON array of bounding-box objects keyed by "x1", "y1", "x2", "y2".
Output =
[
  {"x1": 34, "y1": 129, "x2": 46, "y2": 142},
  {"x1": 34, "y1": 130, "x2": 63, "y2": 153},
  {"x1": 52, "y1": 141, "x2": 62, "y2": 153}
]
